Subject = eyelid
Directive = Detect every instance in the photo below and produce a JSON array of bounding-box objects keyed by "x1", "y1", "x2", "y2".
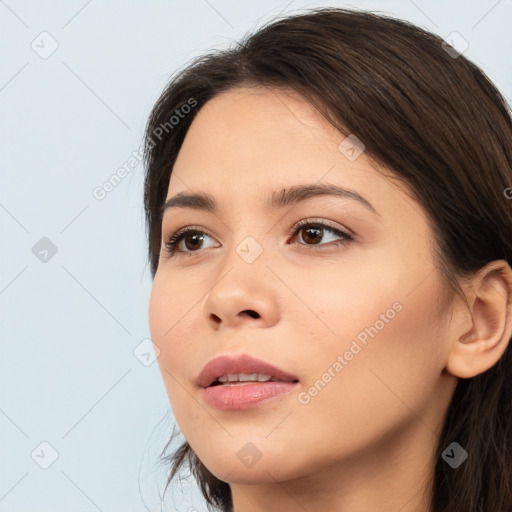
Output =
[{"x1": 286, "y1": 217, "x2": 353, "y2": 238}]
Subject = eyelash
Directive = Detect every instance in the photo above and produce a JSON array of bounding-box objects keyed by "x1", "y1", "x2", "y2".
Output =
[{"x1": 163, "y1": 218, "x2": 354, "y2": 258}]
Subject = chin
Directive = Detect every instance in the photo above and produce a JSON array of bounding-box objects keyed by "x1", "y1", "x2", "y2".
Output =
[
  {"x1": 193, "y1": 443, "x2": 304, "y2": 485},
  {"x1": 206, "y1": 461, "x2": 297, "y2": 485}
]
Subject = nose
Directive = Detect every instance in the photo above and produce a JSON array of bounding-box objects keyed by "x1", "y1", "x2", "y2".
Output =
[{"x1": 202, "y1": 255, "x2": 280, "y2": 331}]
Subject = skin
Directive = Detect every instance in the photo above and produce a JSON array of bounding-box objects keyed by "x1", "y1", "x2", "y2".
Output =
[{"x1": 148, "y1": 86, "x2": 512, "y2": 512}]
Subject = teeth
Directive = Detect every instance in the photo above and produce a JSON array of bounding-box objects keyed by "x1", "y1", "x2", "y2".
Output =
[
  {"x1": 217, "y1": 373, "x2": 273, "y2": 383},
  {"x1": 239, "y1": 373, "x2": 257, "y2": 381}
]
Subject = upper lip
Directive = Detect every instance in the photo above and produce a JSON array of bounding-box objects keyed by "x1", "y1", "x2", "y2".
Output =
[{"x1": 196, "y1": 353, "x2": 299, "y2": 388}]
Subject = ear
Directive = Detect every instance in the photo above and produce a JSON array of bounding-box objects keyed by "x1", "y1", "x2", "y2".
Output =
[{"x1": 445, "y1": 260, "x2": 512, "y2": 379}]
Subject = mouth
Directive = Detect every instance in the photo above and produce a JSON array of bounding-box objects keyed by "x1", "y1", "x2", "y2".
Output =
[
  {"x1": 195, "y1": 353, "x2": 300, "y2": 409},
  {"x1": 208, "y1": 373, "x2": 298, "y2": 386},
  {"x1": 196, "y1": 353, "x2": 300, "y2": 389}
]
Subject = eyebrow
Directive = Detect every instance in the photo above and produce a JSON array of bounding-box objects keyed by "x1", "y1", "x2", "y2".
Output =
[{"x1": 161, "y1": 183, "x2": 380, "y2": 217}]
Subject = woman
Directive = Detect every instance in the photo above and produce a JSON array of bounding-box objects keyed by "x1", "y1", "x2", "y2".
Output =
[{"x1": 142, "y1": 7, "x2": 512, "y2": 512}]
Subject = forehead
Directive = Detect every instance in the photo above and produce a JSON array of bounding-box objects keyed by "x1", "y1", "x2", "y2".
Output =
[
  {"x1": 183, "y1": 86, "x2": 340, "y2": 149},
  {"x1": 170, "y1": 86, "x2": 376, "y2": 187},
  {"x1": 166, "y1": 86, "x2": 421, "y2": 226}
]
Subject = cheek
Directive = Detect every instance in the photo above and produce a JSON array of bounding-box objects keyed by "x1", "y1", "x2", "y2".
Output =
[
  {"x1": 148, "y1": 271, "x2": 224, "y2": 433},
  {"x1": 148, "y1": 272, "x2": 201, "y2": 351},
  {"x1": 148, "y1": 276, "x2": 198, "y2": 399},
  {"x1": 291, "y1": 261, "x2": 446, "y2": 425},
  {"x1": 316, "y1": 275, "x2": 445, "y2": 425}
]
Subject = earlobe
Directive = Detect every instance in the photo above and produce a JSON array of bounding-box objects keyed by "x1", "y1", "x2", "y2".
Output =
[{"x1": 445, "y1": 260, "x2": 512, "y2": 379}]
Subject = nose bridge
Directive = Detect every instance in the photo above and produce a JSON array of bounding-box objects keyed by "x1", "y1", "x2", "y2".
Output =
[
  {"x1": 218, "y1": 200, "x2": 270, "y2": 266},
  {"x1": 233, "y1": 231, "x2": 267, "y2": 266},
  {"x1": 212, "y1": 233, "x2": 268, "y2": 289}
]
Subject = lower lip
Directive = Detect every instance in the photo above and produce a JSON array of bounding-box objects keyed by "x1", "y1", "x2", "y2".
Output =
[{"x1": 202, "y1": 381, "x2": 299, "y2": 410}]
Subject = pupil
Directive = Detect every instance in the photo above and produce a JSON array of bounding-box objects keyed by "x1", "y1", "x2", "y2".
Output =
[
  {"x1": 185, "y1": 233, "x2": 203, "y2": 250},
  {"x1": 303, "y1": 226, "x2": 322, "y2": 244}
]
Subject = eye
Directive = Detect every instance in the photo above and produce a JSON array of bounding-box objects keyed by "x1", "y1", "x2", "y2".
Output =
[
  {"x1": 162, "y1": 219, "x2": 353, "y2": 258},
  {"x1": 288, "y1": 218, "x2": 353, "y2": 250},
  {"x1": 163, "y1": 225, "x2": 218, "y2": 258}
]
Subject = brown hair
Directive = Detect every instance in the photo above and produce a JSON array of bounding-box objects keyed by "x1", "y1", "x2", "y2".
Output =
[{"x1": 142, "y1": 7, "x2": 512, "y2": 511}]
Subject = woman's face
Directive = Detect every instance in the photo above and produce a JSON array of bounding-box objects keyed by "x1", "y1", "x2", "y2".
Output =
[{"x1": 148, "y1": 87, "x2": 458, "y2": 489}]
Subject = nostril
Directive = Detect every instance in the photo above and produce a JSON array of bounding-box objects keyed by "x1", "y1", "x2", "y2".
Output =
[{"x1": 242, "y1": 310, "x2": 259, "y2": 319}]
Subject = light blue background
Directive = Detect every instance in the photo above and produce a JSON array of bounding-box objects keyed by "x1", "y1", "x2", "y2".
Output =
[{"x1": 1, "y1": 1, "x2": 511, "y2": 511}]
